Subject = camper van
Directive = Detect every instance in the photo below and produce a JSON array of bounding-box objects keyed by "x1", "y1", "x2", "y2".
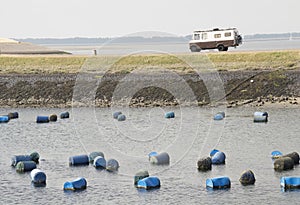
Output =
[{"x1": 189, "y1": 28, "x2": 242, "y2": 52}]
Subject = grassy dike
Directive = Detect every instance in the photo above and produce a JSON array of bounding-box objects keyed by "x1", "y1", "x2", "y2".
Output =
[{"x1": 0, "y1": 50, "x2": 299, "y2": 74}]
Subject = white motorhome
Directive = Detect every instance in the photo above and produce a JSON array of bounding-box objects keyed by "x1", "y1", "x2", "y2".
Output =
[{"x1": 189, "y1": 28, "x2": 242, "y2": 52}]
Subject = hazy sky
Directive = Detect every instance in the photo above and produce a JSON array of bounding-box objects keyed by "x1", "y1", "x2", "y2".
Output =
[{"x1": 0, "y1": 0, "x2": 299, "y2": 38}]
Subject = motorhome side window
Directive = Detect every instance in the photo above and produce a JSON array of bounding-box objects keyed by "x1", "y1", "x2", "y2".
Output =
[
  {"x1": 202, "y1": 33, "x2": 207, "y2": 40},
  {"x1": 225, "y1": 32, "x2": 231, "y2": 37},
  {"x1": 194, "y1": 34, "x2": 200, "y2": 40},
  {"x1": 214, "y1": 34, "x2": 221, "y2": 38}
]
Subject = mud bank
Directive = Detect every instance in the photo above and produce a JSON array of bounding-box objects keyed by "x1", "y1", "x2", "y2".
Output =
[{"x1": 0, "y1": 69, "x2": 299, "y2": 108}]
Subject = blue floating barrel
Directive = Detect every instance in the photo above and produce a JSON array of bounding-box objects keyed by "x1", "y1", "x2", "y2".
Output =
[
  {"x1": 148, "y1": 152, "x2": 158, "y2": 160},
  {"x1": 93, "y1": 156, "x2": 106, "y2": 169},
  {"x1": 212, "y1": 151, "x2": 226, "y2": 165},
  {"x1": 16, "y1": 161, "x2": 37, "y2": 172},
  {"x1": 149, "y1": 152, "x2": 170, "y2": 165},
  {"x1": 134, "y1": 170, "x2": 149, "y2": 186},
  {"x1": 106, "y1": 159, "x2": 119, "y2": 172},
  {"x1": 217, "y1": 111, "x2": 225, "y2": 118},
  {"x1": 137, "y1": 176, "x2": 161, "y2": 190},
  {"x1": 239, "y1": 170, "x2": 256, "y2": 185},
  {"x1": 274, "y1": 157, "x2": 294, "y2": 171},
  {"x1": 213, "y1": 113, "x2": 224, "y2": 120},
  {"x1": 8, "y1": 112, "x2": 19, "y2": 119},
  {"x1": 0, "y1": 115, "x2": 9, "y2": 123},
  {"x1": 89, "y1": 151, "x2": 105, "y2": 163},
  {"x1": 49, "y1": 114, "x2": 57, "y2": 122},
  {"x1": 271, "y1": 150, "x2": 283, "y2": 159},
  {"x1": 281, "y1": 177, "x2": 300, "y2": 190},
  {"x1": 63, "y1": 177, "x2": 87, "y2": 191},
  {"x1": 69, "y1": 155, "x2": 89, "y2": 166},
  {"x1": 206, "y1": 176, "x2": 231, "y2": 189},
  {"x1": 283, "y1": 152, "x2": 299, "y2": 165},
  {"x1": 117, "y1": 114, "x2": 126, "y2": 121},
  {"x1": 197, "y1": 157, "x2": 212, "y2": 171},
  {"x1": 254, "y1": 111, "x2": 268, "y2": 122},
  {"x1": 11, "y1": 155, "x2": 32, "y2": 167},
  {"x1": 60, "y1": 112, "x2": 70, "y2": 119},
  {"x1": 210, "y1": 149, "x2": 219, "y2": 157},
  {"x1": 113, "y1": 111, "x2": 122, "y2": 119},
  {"x1": 165, "y1": 111, "x2": 175, "y2": 119},
  {"x1": 31, "y1": 169, "x2": 46, "y2": 184},
  {"x1": 30, "y1": 152, "x2": 40, "y2": 164},
  {"x1": 36, "y1": 116, "x2": 49, "y2": 123}
]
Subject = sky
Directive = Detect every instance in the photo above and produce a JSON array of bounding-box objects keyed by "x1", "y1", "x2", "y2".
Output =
[{"x1": 0, "y1": 0, "x2": 299, "y2": 38}]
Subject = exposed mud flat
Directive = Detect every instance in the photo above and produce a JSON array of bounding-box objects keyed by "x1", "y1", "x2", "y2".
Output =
[{"x1": 0, "y1": 69, "x2": 299, "y2": 108}]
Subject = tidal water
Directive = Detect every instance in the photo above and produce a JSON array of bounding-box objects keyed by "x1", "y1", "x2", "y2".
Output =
[{"x1": 0, "y1": 106, "x2": 299, "y2": 204}]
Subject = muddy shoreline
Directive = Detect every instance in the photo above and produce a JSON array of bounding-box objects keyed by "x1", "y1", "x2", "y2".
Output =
[{"x1": 0, "y1": 69, "x2": 299, "y2": 108}]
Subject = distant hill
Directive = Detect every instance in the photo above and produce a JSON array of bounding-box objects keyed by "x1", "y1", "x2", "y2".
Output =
[{"x1": 15, "y1": 32, "x2": 300, "y2": 45}]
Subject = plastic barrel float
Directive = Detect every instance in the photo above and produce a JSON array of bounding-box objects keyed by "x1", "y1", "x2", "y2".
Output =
[
  {"x1": 134, "y1": 170, "x2": 150, "y2": 186},
  {"x1": 69, "y1": 155, "x2": 89, "y2": 166},
  {"x1": 60, "y1": 112, "x2": 70, "y2": 119},
  {"x1": 16, "y1": 161, "x2": 37, "y2": 172},
  {"x1": 213, "y1": 113, "x2": 224, "y2": 120},
  {"x1": 49, "y1": 114, "x2": 57, "y2": 122},
  {"x1": 36, "y1": 116, "x2": 49, "y2": 123},
  {"x1": 31, "y1": 169, "x2": 46, "y2": 185},
  {"x1": 30, "y1": 152, "x2": 40, "y2": 163},
  {"x1": 8, "y1": 112, "x2": 19, "y2": 119},
  {"x1": 113, "y1": 111, "x2": 122, "y2": 119},
  {"x1": 149, "y1": 152, "x2": 170, "y2": 165},
  {"x1": 117, "y1": 114, "x2": 126, "y2": 121},
  {"x1": 206, "y1": 176, "x2": 231, "y2": 189},
  {"x1": 280, "y1": 177, "x2": 300, "y2": 191},
  {"x1": 239, "y1": 170, "x2": 256, "y2": 185},
  {"x1": 148, "y1": 152, "x2": 158, "y2": 160},
  {"x1": 106, "y1": 159, "x2": 119, "y2": 172},
  {"x1": 0, "y1": 116, "x2": 9, "y2": 123},
  {"x1": 93, "y1": 156, "x2": 106, "y2": 169},
  {"x1": 197, "y1": 157, "x2": 212, "y2": 171},
  {"x1": 210, "y1": 149, "x2": 219, "y2": 157},
  {"x1": 217, "y1": 112, "x2": 225, "y2": 118},
  {"x1": 211, "y1": 151, "x2": 226, "y2": 165},
  {"x1": 11, "y1": 152, "x2": 40, "y2": 166},
  {"x1": 89, "y1": 151, "x2": 104, "y2": 163},
  {"x1": 137, "y1": 176, "x2": 161, "y2": 190},
  {"x1": 165, "y1": 111, "x2": 175, "y2": 119},
  {"x1": 273, "y1": 157, "x2": 294, "y2": 171},
  {"x1": 271, "y1": 150, "x2": 283, "y2": 159},
  {"x1": 253, "y1": 111, "x2": 268, "y2": 122},
  {"x1": 283, "y1": 152, "x2": 299, "y2": 165},
  {"x1": 63, "y1": 177, "x2": 87, "y2": 191}
]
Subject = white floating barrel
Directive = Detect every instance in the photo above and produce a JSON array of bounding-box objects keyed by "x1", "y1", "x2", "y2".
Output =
[
  {"x1": 11, "y1": 155, "x2": 32, "y2": 167},
  {"x1": 134, "y1": 170, "x2": 149, "y2": 186},
  {"x1": 49, "y1": 114, "x2": 57, "y2": 122},
  {"x1": 60, "y1": 112, "x2": 70, "y2": 119},
  {"x1": 117, "y1": 114, "x2": 126, "y2": 121},
  {"x1": 149, "y1": 152, "x2": 170, "y2": 165},
  {"x1": 93, "y1": 156, "x2": 106, "y2": 169},
  {"x1": 165, "y1": 111, "x2": 175, "y2": 119},
  {"x1": 31, "y1": 169, "x2": 46, "y2": 184},
  {"x1": 274, "y1": 157, "x2": 294, "y2": 171},
  {"x1": 137, "y1": 176, "x2": 161, "y2": 190},
  {"x1": 36, "y1": 116, "x2": 49, "y2": 123},
  {"x1": 63, "y1": 177, "x2": 87, "y2": 191},
  {"x1": 206, "y1": 176, "x2": 231, "y2": 189},
  {"x1": 271, "y1": 150, "x2": 283, "y2": 159},
  {"x1": 283, "y1": 152, "x2": 299, "y2": 165},
  {"x1": 16, "y1": 161, "x2": 37, "y2": 172},
  {"x1": 89, "y1": 151, "x2": 105, "y2": 163},
  {"x1": 197, "y1": 157, "x2": 212, "y2": 171},
  {"x1": 106, "y1": 159, "x2": 119, "y2": 172},
  {"x1": 253, "y1": 111, "x2": 268, "y2": 122},
  {"x1": 211, "y1": 151, "x2": 226, "y2": 165},
  {"x1": 69, "y1": 155, "x2": 89, "y2": 166},
  {"x1": 281, "y1": 177, "x2": 300, "y2": 190},
  {"x1": 0, "y1": 116, "x2": 9, "y2": 123},
  {"x1": 8, "y1": 112, "x2": 19, "y2": 119},
  {"x1": 239, "y1": 170, "x2": 256, "y2": 185},
  {"x1": 213, "y1": 113, "x2": 224, "y2": 120},
  {"x1": 113, "y1": 111, "x2": 122, "y2": 119}
]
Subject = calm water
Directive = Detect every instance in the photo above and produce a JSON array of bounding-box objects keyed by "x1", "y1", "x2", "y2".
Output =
[
  {"x1": 46, "y1": 39, "x2": 300, "y2": 55},
  {"x1": 0, "y1": 106, "x2": 299, "y2": 204}
]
